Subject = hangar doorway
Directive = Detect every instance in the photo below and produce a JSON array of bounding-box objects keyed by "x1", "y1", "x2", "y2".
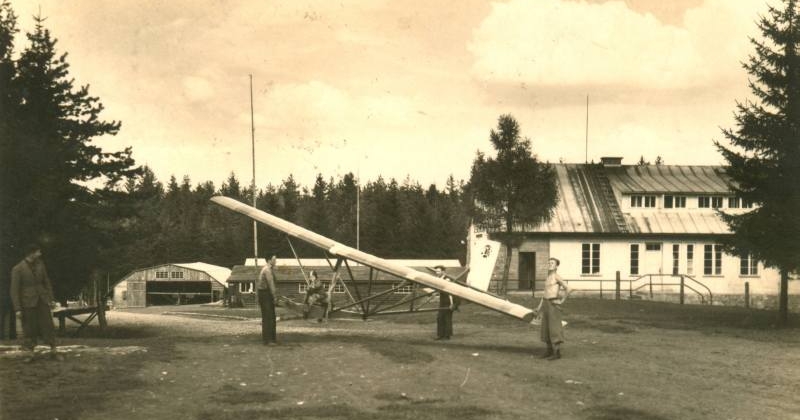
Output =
[{"x1": 146, "y1": 281, "x2": 216, "y2": 305}]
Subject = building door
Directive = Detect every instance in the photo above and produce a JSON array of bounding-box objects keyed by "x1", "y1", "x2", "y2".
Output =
[
  {"x1": 518, "y1": 252, "x2": 536, "y2": 291},
  {"x1": 643, "y1": 243, "x2": 663, "y2": 275},
  {"x1": 127, "y1": 280, "x2": 146, "y2": 307}
]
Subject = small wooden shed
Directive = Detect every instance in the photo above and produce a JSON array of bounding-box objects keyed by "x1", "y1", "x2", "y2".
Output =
[{"x1": 112, "y1": 262, "x2": 231, "y2": 308}]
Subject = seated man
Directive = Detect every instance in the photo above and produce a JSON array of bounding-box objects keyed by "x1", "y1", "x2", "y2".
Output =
[{"x1": 303, "y1": 270, "x2": 330, "y2": 321}]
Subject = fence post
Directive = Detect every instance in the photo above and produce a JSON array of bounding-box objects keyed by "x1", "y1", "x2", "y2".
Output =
[
  {"x1": 615, "y1": 271, "x2": 621, "y2": 301},
  {"x1": 745, "y1": 282, "x2": 750, "y2": 309},
  {"x1": 599, "y1": 279, "x2": 603, "y2": 299},
  {"x1": 680, "y1": 275, "x2": 685, "y2": 305},
  {"x1": 649, "y1": 275, "x2": 653, "y2": 299}
]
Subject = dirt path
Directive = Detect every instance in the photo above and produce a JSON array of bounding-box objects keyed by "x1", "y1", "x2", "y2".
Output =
[{"x1": 2, "y1": 302, "x2": 799, "y2": 420}]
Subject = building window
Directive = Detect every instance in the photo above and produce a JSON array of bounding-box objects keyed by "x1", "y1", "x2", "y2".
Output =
[
  {"x1": 728, "y1": 197, "x2": 740, "y2": 208},
  {"x1": 740, "y1": 254, "x2": 758, "y2": 276},
  {"x1": 645, "y1": 243, "x2": 661, "y2": 251},
  {"x1": 698, "y1": 196, "x2": 710, "y2": 208},
  {"x1": 632, "y1": 195, "x2": 656, "y2": 208},
  {"x1": 394, "y1": 284, "x2": 413, "y2": 294},
  {"x1": 171, "y1": 271, "x2": 184, "y2": 279},
  {"x1": 582, "y1": 243, "x2": 600, "y2": 274},
  {"x1": 742, "y1": 199, "x2": 754, "y2": 208},
  {"x1": 711, "y1": 197, "x2": 723, "y2": 208},
  {"x1": 155, "y1": 271, "x2": 168, "y2": 279},
  {"x1": 686, "y1": 245, "x2": 694, "y2": 275},
  {"x1": 630, "y1": 244, "x2": 639, "y2": 275},
  {"x1": 674, "y1": 196, "x2": 686, "y2": 208},
  {"x1": 318, "y1": 282, "x2": 345, "y2": 294},
  {"x1": 298, "y1": 283, "x2": 307, "y2": 293},
  {"x1": 239, "y1": 282, "x2": 253, "y2": 293},
  {"x1": 664, "y1": 195, "x2": 673, "y2": 208},
  {"x1": 672, "y1": 244, "x2": 680, "y2": 275},
  {"x1": 704, "y1": 244, "x2": 722, "y2": 275}
]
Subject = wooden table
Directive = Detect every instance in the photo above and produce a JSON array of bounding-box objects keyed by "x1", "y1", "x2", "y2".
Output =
[{"x1": 52, "y1": 305, "x2": 108, "y2": 335}]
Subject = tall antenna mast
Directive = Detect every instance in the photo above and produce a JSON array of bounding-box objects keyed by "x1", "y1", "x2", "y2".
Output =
[
  {"x1": 250, "y1": 75, "x2": 258, "y2": 262},
  {"x1": 585, "y1": 94, "x2": 589, "y2": 164}
]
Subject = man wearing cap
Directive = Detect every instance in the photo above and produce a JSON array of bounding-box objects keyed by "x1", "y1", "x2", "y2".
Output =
[
  {"x1": 434, "y1": 265, "x2": 455, "y2": 340},
  {"x1": 11, "y1": 243, "x2": 61, "y2": 361}
]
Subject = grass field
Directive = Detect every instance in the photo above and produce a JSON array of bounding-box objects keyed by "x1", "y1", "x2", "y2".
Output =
[{"x1": 1, "y1": 297, "x2": 799, "y2": 420}]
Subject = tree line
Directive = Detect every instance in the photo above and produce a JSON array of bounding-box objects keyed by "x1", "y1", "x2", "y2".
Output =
[{"x1": 115, "y1": 168, "x2": 472, "y2": 281}]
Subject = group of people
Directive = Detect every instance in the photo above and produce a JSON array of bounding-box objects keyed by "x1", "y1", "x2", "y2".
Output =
[
  {"x1": 433, "y1": 258, "x2": 572, "y2": 361},
  {"x1": 2, "y1": 248, "x2": 572, "y2": 361},
  {"x1": 254, "y1": 255, "x2": 573, "y2": 359}
]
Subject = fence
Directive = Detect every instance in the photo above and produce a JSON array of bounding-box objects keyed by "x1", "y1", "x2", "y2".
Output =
[{"x1": 562, "y1": 272, "x2": 713, "y2": 305}]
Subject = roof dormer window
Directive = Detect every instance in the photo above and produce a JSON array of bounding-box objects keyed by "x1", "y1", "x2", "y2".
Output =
[
  {"x1": 630, "y1": 195, "x2": 656, "y2": 208},
  {"x1": 664, "y1": 195, "x2": 686, "y2": 208}
]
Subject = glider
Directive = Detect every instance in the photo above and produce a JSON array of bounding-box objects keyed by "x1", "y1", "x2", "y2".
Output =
[{"x1": 211, "y1": 196, "x2": 535, "y2": 322}]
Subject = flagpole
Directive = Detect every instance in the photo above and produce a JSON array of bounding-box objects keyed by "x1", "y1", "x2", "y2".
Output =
[{"x1": 250, "y1": 75, "x2": 258, "y2": 263}]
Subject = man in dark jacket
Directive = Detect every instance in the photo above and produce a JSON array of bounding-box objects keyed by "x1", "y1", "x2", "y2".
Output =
[
  {"x1": 11, "y1": 243, "x2": 61, "y2": 361},
  {"x1": 257, "y1": 256, "x2": 278, "y2": 345},
  {"x1": 434, "y1": 265, "x2": 454, "y2": 340}
]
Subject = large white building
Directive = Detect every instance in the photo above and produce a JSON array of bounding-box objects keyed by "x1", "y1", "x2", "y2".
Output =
[{"x1": 487, "y1": 158, "x2": 795, "y2": 307}]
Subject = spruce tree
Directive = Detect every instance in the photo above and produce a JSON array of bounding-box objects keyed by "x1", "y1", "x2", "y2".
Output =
[
  {"x1": 0, "y1": 10, "x2": 138, "y2": 299},
  {"x1": 468, "y1": 115, "x2": 558, "y2": 294},
  {"x1": 715, "y1": 0, "x2": 800, "y2": 324}
]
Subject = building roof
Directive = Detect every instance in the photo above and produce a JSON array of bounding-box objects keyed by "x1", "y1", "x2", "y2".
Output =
[
  {"x1": 172, "y1": 263, "x2": 232, "y2": 286},
  {"x1": 115, "y1": 262, "x2": 232, "y2": 288},
  {"x1": 605, "y1": 165, "x2": 731, "y2": 194},
  {"x1": 228, "y1": 259, "x2": 462, "y2": 282},
  {"x1": 507, "y1": 163, "x2": 735, "y2": 236}
]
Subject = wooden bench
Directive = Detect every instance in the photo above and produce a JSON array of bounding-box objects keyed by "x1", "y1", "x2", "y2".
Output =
[{"x1": 52, "y1": 305, "x2": 108, "y2": 335}]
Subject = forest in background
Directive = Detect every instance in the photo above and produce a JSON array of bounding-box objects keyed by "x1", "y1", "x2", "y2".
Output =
[{"x1": 114, "y1": 167, "x2": 471, "y2": 279}]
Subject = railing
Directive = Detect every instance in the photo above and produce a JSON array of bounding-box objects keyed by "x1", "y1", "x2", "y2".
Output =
[
  {"x1": 628, "y1": 274, "x2": 713, "y2": 305},
  {"x1": 555, "y1": 273, "x2": 713, "y2": 305}
]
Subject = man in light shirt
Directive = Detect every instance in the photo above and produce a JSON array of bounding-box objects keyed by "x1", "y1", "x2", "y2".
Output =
[
  {"x1": 257, "y1": 255, "x2": 278, "y2": 345},
  {"x1": 535, "y1": 257, "x2": 572, "y2": 360}
]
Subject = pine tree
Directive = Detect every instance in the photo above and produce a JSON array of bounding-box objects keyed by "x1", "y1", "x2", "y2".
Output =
[
  {"x1": 0, "y1": 10, "x2": 138, "y2": 299},
  {"x1": 715, "y1": 0, "x2": 800, "y2": 324},
  {"x1": 468, "y1": 115, "x2": 558, "y2": 294}
]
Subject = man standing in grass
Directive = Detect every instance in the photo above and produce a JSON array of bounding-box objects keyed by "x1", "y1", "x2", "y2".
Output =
[
  {"x1": 11, "y1": 243, "x2": 62, "y2": 362},
  {"x1": 434, "y1": 265, "x2": 455, "y2": 340},
  {"x1": 535, "y1": 257, "x2": 572, "y2": 360},
  {"x1": 257, "y1": 255, "x2": 278, "y2": 345}
]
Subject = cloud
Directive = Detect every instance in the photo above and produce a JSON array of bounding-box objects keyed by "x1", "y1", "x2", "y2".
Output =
[
  {"x1": 468, "y1": 0, "x2": 765, "y2": 89},
  {"x1": 182, "y1": 76, "x2": 216, "y2": 102}
]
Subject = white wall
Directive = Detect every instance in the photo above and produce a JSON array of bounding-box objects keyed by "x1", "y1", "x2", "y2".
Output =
[{"x1": 548, "y1": 238, "x2": 783, "y2": 295}]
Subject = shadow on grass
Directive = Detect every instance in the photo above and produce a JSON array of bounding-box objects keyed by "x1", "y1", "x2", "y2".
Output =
[
  {"x1": 361, "y1": 340, "x2": 435, "y2": 363},
  {"x1": 585, "y1": 406, "x2": 671, "y2": 420},
  {"x1": 197, "y1": 402, "x2": 496, "y2": 420},
  {"x1": 213, "y1": 384, "x2": 282, "y2": 405},
  {"x1": 62, "y1": 324, "x2": 162, "y2": 340},
  {"x1": 0, "y1": 322, "x2": 179, "y2": 420},
  {"x1": 225, "y1": 330, "x2": 537, "y2": 358}
]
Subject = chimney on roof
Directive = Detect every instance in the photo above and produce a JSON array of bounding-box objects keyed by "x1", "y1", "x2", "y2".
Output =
[{"x1": 600, "y1": 156, "x2": 623, "y2": 167}]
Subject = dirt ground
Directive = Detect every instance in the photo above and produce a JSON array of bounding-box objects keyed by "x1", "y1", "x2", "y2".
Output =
[{"x1": 1, "y1": 297, "x2": 799, "y2": 420}]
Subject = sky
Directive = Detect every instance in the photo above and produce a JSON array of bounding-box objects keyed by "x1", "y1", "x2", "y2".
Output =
[{"x1": 12, "y1": 0, "x2": 775, "y2": 190}]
